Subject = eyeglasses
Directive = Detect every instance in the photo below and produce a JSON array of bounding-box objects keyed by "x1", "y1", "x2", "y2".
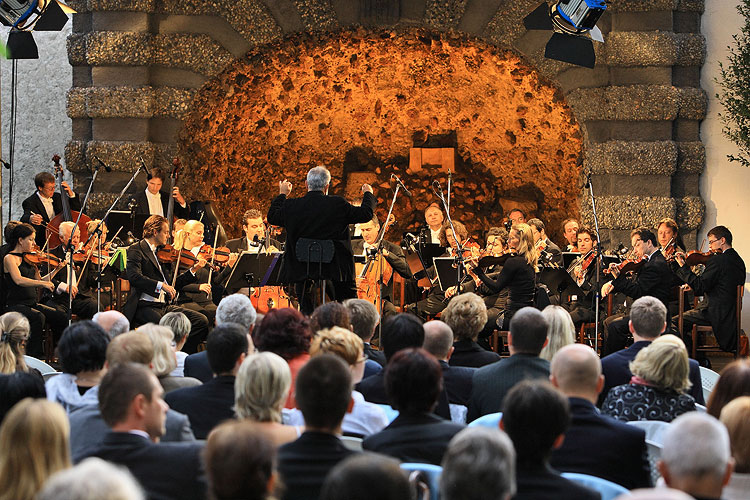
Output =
[{"x1": 708, "y1": 239, "x2": 719, "y2": 245}]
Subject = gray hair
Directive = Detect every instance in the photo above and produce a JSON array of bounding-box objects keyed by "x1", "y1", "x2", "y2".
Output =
[
  {"x1": 540, "y1": 305, "x2": 576, "y2": 361},
  {"x1": 216, "y1": 294, "x2": 257, "y2": 331},
  {"x1": 93, "y1": 310, "x2": 130, "y2": 338},
  {"x1": 159, "y1": 311, "x2": 191, "y2": 343},
  {"x1": 441, "y1": 292, "x2": 488, "y2": 342},
  {"x1": 630, "y1": 296, "x2": 667, "y2": 339},
  {"x1": 235, "y1": 352, "x2": 291, "y2": 423},
  {"x1": 307, "y1": 166, "x2": 331, "y2": 191},
  {"x1": 423, "y1": 320, "x2": 454, "y2": 360},
  {"x1": 37, "y1": 457, "x2": 144, "y2": 500},
  {"x1": 441, "y1": 427, "x2": 516, "y2": 500},
  {"x1": 136, "y1": 324, "x2": 177, "y2": 377},
  {"x1": 661, "y1": 412, "x2": 731, "y2": 481},
  {"x1": 343, "y1": 298, "x2": 379, "y2": 342}
]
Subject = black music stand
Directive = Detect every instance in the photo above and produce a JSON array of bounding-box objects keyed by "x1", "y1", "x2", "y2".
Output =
[
  {"x1": 295, "y1": 238, "x2": 334, "y2": 307},
  {"x1": 225, "y1": 252, "x2": 281, "y2": 294},
  {"x1": 106, "y1": 210, "x2": 149, "y2": 239},
  {"x1": 433, "y1": 257, "x2": 460, "y2": 292}
]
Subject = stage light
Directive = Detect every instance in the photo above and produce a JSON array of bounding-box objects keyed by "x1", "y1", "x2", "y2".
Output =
[
  {"x1": 523, "y1": 0, "x2": 607, "y2": 69},
  {"x1": 1, "y1": 1, "x2": 74, "y2": 59}
]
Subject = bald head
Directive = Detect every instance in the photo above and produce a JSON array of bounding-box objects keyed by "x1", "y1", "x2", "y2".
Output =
[
  {"x1": 93, "y1": 310, "x2": 130, "y2": 337},
  {"x1": 422, "y1": 320, "x2": 454, "y2": 360},
  {"x1": 550, "y1": 344, "x2": 602, "y2": 401}
]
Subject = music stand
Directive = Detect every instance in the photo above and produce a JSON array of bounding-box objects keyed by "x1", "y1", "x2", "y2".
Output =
[
  {"x1": 433, "y1": 257, "x2": 460, "y2": 292},
  {"x1": 225, "y1": 252, "x2": 280, "y2": 294},
  {"x1": 295, "y1": 238, "x2": 335, "y2": 306},
  {"x1": 106, "y1": 210, "x2": 149, "y2": 239}
]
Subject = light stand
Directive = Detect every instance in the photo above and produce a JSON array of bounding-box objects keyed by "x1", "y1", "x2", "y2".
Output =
[{"x1": 584, "y1": 169, "x2": 602, "y2": 352}]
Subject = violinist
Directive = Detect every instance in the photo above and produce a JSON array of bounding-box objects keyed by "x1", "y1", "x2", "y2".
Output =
[
  {"x1": 657, "y1": 218, "x2": 686, "y2": 253},
  {"x1": 122, "y1": 215, "x2": 209, "y2": 353},
  {"x1": 226, "y1": 209, "x2": 281, "y2": 253},
  {"x1": 131, "y1": 167, "x2": 190, "y2": 219},
  {"x1": 46, "y1": 221, "x2": 98, "y2": 319},
  {"x1": 560, "y1": 226, "x2": 602, "y2": 329},
  {"x1": 507, "y1": 208, "x2": 527, "y2": 225},
  {"x1": 671, "y1": 226, "x2": 746, "y2": 358},
  {"x1": 2, "y1": 223, "x2": 67, "y2": 358},
  {"x1": 528, "y1": 218, "x2": 563, "y2": 266},
  {"x1": 21, "y1": 171, "x2": 81, "y2": 248},
  {"x1": 600, "y1": 227, "x2": 673, "y2": 356},
  {"x1": 172, "y1": 218, "x2": 187, "y2": 240},
  {"x1": 561, "y1": 218, "x2": 579, "y2": 252}
]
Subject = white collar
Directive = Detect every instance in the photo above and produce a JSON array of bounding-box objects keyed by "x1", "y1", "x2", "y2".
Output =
[
  {"x1": 145, "y1": 189, "x2": 160, "y2": 199},
  {"x1": 37, "y1": 191, "x2": 53, "y2": 202}
]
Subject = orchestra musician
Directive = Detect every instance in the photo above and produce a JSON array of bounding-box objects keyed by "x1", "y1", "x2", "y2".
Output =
[
  {"x1": 131, "y1": 167, "x2": 190, "y2": 219},
  {"x1": 600, "y1": 227, "x2": 673, "y2": 356},
  {"x1": 528, "y1": 218, "x2": 563, "y2": 266},
  {"x1": 172, "y1": 218, "x2": 187, "y2": 240},
  {"x1": 561, "y1": 218, "x2": 579, "y2": 252},
  {"x1": 507, "y1": 208, "x2": 527, "y2": 225},
  {"x1": 423, "y1": 202, "x2": 445, "y2": 244},
  {"x1": 657, "y1": 217, "x2": 686, "y2": 252},
  {"x1": 266, "y1": 166, "x2": 375, "y2": 314},
  {"x1": 226, "y1": 209, "x2": 281, "y2": 253},
  {"x1": 46, "y1": 221, "x2": 98, "y2": 320},
  {"x1": 21, "y1": 171, "x2": 81, "y2": 248},
  {"x1": 560, "y1": 226, "x2": 601, "y2": 329},
  {"x1": 122, "y1": 215, "x2": 209, "y2": 353}
]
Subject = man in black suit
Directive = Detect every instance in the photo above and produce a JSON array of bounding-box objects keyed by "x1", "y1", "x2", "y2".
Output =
[
  {"x1": 423, "y1": 320, "x2": 475, "y2": 406},
  {"x1": 21, "y1": 171, "x2": 81, "y2": 248},
  {"x1": 225, "y1": 208, "x2": 282, "y2": 253},
  {"x1": 165, "y1": 323, "x2": 249, "y2": 439},
  {"x1": 528, "y1": 218, "x2": 563, "y2": 266},
  {"x1": 600, "y1": 296, "x2": 705, "y2": 406},
  {"x1": 468, "y1": 307, "x2": 551, "y2": 421},
  {"x1": 344, "y1": 298, "x2": 386, "y2": 367},
  {"x1": 82, "y1": 362, "x2": 206, "y2": 500},
  {"x1": 601, "y1": 227, "x2": 674, "y2": 356},
  {"x1": 46, "y1": 221, "x2": 98, "y2": 319},
  {"x1": 501, "y1": 380, "x2": 599, "y2": 500},
  {"x1": 131, "y1": 167, "x2": 190, "y2": 219},
  {"x1": 266, "y1": 166, "x2": 375, "y2": 314},
  {"x1": 672, "y1": 225, "x2": 746, "y2": 354},
  {"x1": 278, "y1": 354, "x2": 358, "y2": 500},
  {"x1": 549, "y1": 344, "x2": 651, "y2": 489}
]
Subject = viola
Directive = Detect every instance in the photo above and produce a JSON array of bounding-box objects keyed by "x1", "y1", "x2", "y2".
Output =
[
  {"x1": 197, "y1": 244, "x2": 231, "y2": 265},
  {"x1": 23, "y1": 251, "x2": 63, "y2": 267}
]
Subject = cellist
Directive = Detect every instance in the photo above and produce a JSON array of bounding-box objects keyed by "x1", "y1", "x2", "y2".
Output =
[{"x1": 21, "y1": 171, "x2": 81, "y2": 248}]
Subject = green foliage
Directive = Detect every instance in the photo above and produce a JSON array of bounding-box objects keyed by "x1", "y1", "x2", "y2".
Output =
[{"x1": 717, "y1": 0, "x2": 750, "y2": 167}]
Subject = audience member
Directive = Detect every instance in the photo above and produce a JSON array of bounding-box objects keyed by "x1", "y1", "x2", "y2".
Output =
[
  {"x1": 600, "y1": 296, "x2": 704, "y2": 406},
  {"x1": 278, "y1": 354, "x2": 357, "y2": 500},
  {"x1": 0, "y1": 399, "x2": 71, "y2": 500},
  {"x1": 205, "y1": 420, "x2": 277, "y2": 500},
  {"x1": 137, "y1": 323, "x2": 201, "y2": 393},
  {"x1": 423, "y1": 320, "x2": 475, "y2": 406},
  {"x1": 37, "y1": 457, "x2": 145, "y2": 500},
  {"x1": 719, "y1": 396, "x2": 750, "y2": 500},
  {"x1": 363, "y1": 348, "x2": 464, "y2": 464},
  {"x1": 46, "y1": 320, "x2": 109, "y2": 412},
  {"x1": 440, "y1": 426, "x2": 516, "y2": 500},
  {"x1": 254, "y1": 307, "x2": 311, "y2": 409},
  {"x1": 549, "y1": 344, "x2": 650, "y2": 489},
  {"x1": 166, "y1": 323, "x2": 249, "y2": 439},
  {"x1": 659, "y1": 412, "x2": 733, "y2": 500},
  {"x1": 602, "y1": 334, "x2": 696, "y2": 422},
  {"x1": 539, "y1": 305, "x2": 575, "y2": 361},
  {"x1": 707, "y1": 359, "x2": 750, "y2": 418},
  {"x1": 468, "y1": 307, "x2": 550, "y2": 420},
  {"x1": 619, "y1": 489, "x2": 693, "y2": 500},
  {"x1": 310, "y1": 301, "x2": 350, "y2": 333},
  {"x1": 320, "y1": 454, "x2": 411, "y2": 500},
  {"x1": 93, "y1": 310, "x2": 130, "y2": 337},
  {"x1": 501, "y1": 380, "x2": 599, "y2": 500},
  {"x1": 344, "y1": 298, "x2": 385, "y2": 366},
  {"x1": 0, "y1": 312, "x2": 33, "y2": 374},
  {"x1": 235, "y1": 351, "x2": 301, "y2": 446},
  {"x1": 159, "y1": 311, "x2": 191, "y2": 376},
  {"x1": 82, "y1": 363, "x2": 206, "y2": 499},
  {"x1": 0, "y1": 371, "x2": 46, "y2": 424},
  {"x1": 442, "y1": 292, "x2": 501, "y2": 368}
]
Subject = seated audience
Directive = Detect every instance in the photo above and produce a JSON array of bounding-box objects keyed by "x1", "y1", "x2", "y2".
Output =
[
  {"x1": 423, "y1": 320, "x2": 475, "y2": 406},
  {"x1": 137, "y1": 323, "x2": 200, "y2": 393},
  {"x1": 159, "y1": 311, "x2": 191, "y2": 376},
  {"x1": 442, "y1": 292, "x2": 501, "y2": 368},
  {"x1": 623, "y1": 489, "x2": 693, "y2": 500},
  {"x1": 363, "y1": 348, "x2": 465, "y2": 464},
  {"x1": 320, "y1": 454, "x2": 411, "y2": 500},
  {"x1": 501, "y1": 380, "x2": 599, "y2": 500},
  {"x1": 0, "y1": 398, "x2": 71, "y2": 500},
  {"x1": 82, "y1": 363, "x2": 206, "y2": 499},
  {"x1": 707, "y1": 359, "x2": 750, "y2": 418},
  {"x1": 602, "y1": 334, "x2": 696, "y2": 422},
  {"x1": 37, "y1": 457, "x2": 144, "y2": 500},
  {"x1": 205, "y1": 420, "x2": 278, "y2": 500},
  {"x1": 166, "y1": 323, "x2": 249, "y2": 439},
  {"x1": 46, "y1": 320, "x2": 109, "y2": 412},
  {"x1": 93, "y1": 310, "x2": 130, "y2": 337},
  {"x1": 0, "y1": 312, "x2": 34, "y2": 375},
  {"x1": 539, "y1": 305, "x2": 575, "y2": 361},
  {"x1": 344, "y1": 298, "x2": 386, "y2": 366},
  {"x1": 440, "y1": 427, "x2": 516, "y2": 500},
  {"x1": 659, "y1": 413, "x2": 733, "y2": 500},
  {"x1": 278, "y1": 354, "x2": 358, "y2": 500},
  {"x1": 549, "y1": 344, "x2": 650, "y2": 489},
  {"x1": 0, "y1": 371, "x2": 46, "y2": 424},
  {"x1": 468, "y1": 307, "x2": 550, "y2": 421},
  {"x1": 719, "y1": 396, "x2": 750, "y2": 500},
  {"x1": 235, "y1": 351, "x2": 302, "y2": 446},
  {"x1": 310, "y1": 301, "x2": 350, "y2": 333}
]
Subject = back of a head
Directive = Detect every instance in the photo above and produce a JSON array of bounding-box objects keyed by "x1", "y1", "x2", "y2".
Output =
[
  {"x1": 441, "y1": 427, "x2": 516, "y2": 500},
  {"x1": 385, "y1": 348, "x2": 442, "y2": 414},
  {"x1": 382, "y1": 313, "x2": 424, "y2": 361},
  {"x1": 719, "y1": 396, "x2": 750, "y2": 473},
  {"x1": 58, "y1": 320, "x2": 110, "y2": 374},
  {"x1": 307, "y1": 165, "x2": 331, "y2": 191},
  {"x1": 207, "y1": 323, "x2": 249, "y2": 375},
  {"x1": 630, "y1": 334, "x2": 690, "y2": 393},
  {"x1": 343, "y1": 299, "x2": 379, "y2": 342},
  {"x1": 629, "y1": 296, "x2": 667, "y2": 339},
  {"x1": 136, "y1": 324, "x2": 176, "y2": 377},
  {"x1": 106, "y1": 331, "x2": 154, "y2": 367},
  {"x1": 0, "y1": 372, "x2": 46, "y2": 424},
  {"x1": 159, "y1": 311, "x2": 191, "y2": 344},
  {"x1": 320, "y1": 453, "x2": 411, "y2": 500},
  {"x1": 550, "y1": 344, "x2": 601, "y2": 396},
  {"x1": 310, "y1": 327, "x2": 363, "y2": 366},
  {"x1": 310, "y1": 302, "x2": 350, "y2": 333},
  {"x1": 216, "y1": 294, "x2": 257, "y2": 331},
  {"x1": 422, "y1": 320, "x2": 454, "y2": 360},
  {"x1": 98, "y1": 363, "x2": 156, "y2": 428},
  {"x1": 441, "y1": 293, "x2": 487, "y2": 342},
  {"x1": 235, "y1": 352, "x2": 291, "y2": 422},
  {"x1": 539, "y1": 305, "x2": 575, "y2": 361},
  {"x1": 0, "y1": 311, "x2": 30, "y2": 374},
  {"x1": 254, "y1": 308, "x2": 311, "y2": 361},
  {"x1": 661, "y1": 412, "x2": 731, "y2": 483},
  {"x1": 205, "y1": 420, "x2": 276, "y2": 500},
  {"x1": 707, "y1": 359, "x2": 750, "y2": 418},
  {"x1": 37, "y1": 457, "x2": 145, "y2": 500},
  {"x1": 501, "y1": 379, "x2": 570, "y2": 466},
  {"x1": 508, "y1": 307, "x2": 549, "y2": 355},
  {"x1": 93, "y1": 310, "x2": 131, "y2": 337},
  {"x1": 295, "y1": 354, "x2": 352, "y2": 431}
]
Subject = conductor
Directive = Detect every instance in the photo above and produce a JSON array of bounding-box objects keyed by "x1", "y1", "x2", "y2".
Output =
[{"x1": 267, "y1": 166, "x2": 375, "y2": 313}]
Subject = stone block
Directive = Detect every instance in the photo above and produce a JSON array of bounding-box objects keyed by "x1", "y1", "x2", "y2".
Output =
[
  {"x1": 605, "y1": 32, "x2": 677, "y2": 67},
  {"x1": 424, "y1": 0, "x2": 468, "y2": 30},
  {"x1": 152, "y1": 87, "x2": 197, "y2": 119},
  {"x1": 610, "y1": 67, "x2": 672, "y2": 86},
  {"x1": 68, "y1": 140, "x2": 157, "y2": 173},
  {"x1": 671, "y1": 172, "x2": 700, "y2": 197},
  {"x1": 610, "y1": 11, "x2": 672, "y2": 31},
  {"x1": 92, "y1": 12, "x2": 149, "y2": 31},
  {"x1": 292, "y1": 0, "x2": 339, "y2": 31},
  {"x1": 88, "y1": 1, "x2": 154, "y2": 11},
  {"x1": 585, "y1": 141, "x2": 677, "y2": 175},
  {"x1": 676, "y1": 0, "x2": 705, "y2": 13},
  {"x1": 149, "y1": 118, "x2": 183, "y2": 143},
  {"x1": 568, "y1": 86, "x2": 680, "y2": 121},
  {"x1": 609, "y1": 1, "x2": 677, "y2": 12},
  {"x1": 672, "y1": 119, "x2": 700, "y2": 142},
  {"x1": 676, "y1": 141, "x2": 705, "y2": 173},
  {"x1": 676, "y1": 196, "x2": 704, "y2": 230},
  {"x1": 149, "y1": 68, "x2": 207, "y2": 89},
  {"x1": 677, "y1": 87, "x2": 707, "y2": 119},
  {"x1": 92, "y1": 67, "x2": 149, "y2": 87},
  {"x1": 92, "y1": 118, "x2": 150, "y2": 141},
  {"x1": 672, "y1": 66, "x2": 700, "y2": 87},
  {"x1": 579, "y1": 195, "x2": 676, "y2": 230},
  {"x1": 72, "y1": 119, "x2": 92, "y2": 142},
  {"x1": 583, "y1": 121, "x2": 673, "y2": 142},
  {"x1": 673, "y1": 11, "x2": 701, "y2": 32},
  {"x1": 67, "y1": 34, "x2": 86, "y2": 65}
]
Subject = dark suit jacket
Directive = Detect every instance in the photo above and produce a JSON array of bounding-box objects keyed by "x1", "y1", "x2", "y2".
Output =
[
  {"x1": 164, "y1": 375, "x2": 235, "y2": 439},
  {"x1": 514, "y1": 463, "x2": 600, "y2": 500},
  {"x1": 84, "y1": 431, "x2": 206, "y2": 500},
  {"x1": 183, "y1": 351, "x2": 212, "y2": 383},
  {"x1": 21, "y1": 191, "x2": 81, "y2": 248},
  {"x1": 600, "y1": 340, "x2": 704, "y2": 406},
  {"x1": 278, "y1": 431, "x2": 357, "y2": 500},
  {"x1": 449, "y1": 339, "x2": 501, "y2": 368},
  {"x1": 468, "y1": 353, "x2": 550, "y2": 421},
  {"x1": 132, "y1": 190, "x2": 189, "y2": 219},
  {"x1": 542, "y1": 238, "x2": 563, "y2": 266},
  {"x1": 612, "y1": 249, "x2": 673, "y2": 314},
  {"x1": 549, "y1": 397, "x2": 651, "y2": 490},
  {"x1": 267, "y1": 190, "x2": 375, "y2": 283},
  {"x1": 225, "y1": 236, "x2": 282, "y2": 253},
  {"x1": 675, "y1": 248, "x2": 746, "y2": 351},
  {"x1": 356, "y1": 370, "x2": 452, "y2": 420},
  {"x1": 364, "y1": 342, "x2": 386, "y2": 367},
  {"x1": 363, "y1": 412, "x2": 465, "y2": 465},
  {"x1": 439, "y1": 360, "x2": 475, "y2": 406}
]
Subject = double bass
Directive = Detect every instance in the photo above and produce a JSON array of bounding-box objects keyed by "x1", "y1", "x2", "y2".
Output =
[
  {"x1": 165, "y1": 158, "x2": 181, "y2": 241},
  {"x1": 46, "y1": 154, "x2": 90, "y2": 249}
]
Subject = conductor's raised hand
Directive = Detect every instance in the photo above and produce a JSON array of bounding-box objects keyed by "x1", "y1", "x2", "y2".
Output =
[
  {"x1": 279, "y1": 180, "x2": 292, "y2": 195},
  {"x1": 361, "y1": 184, "x2": 373, "y2": 194}
]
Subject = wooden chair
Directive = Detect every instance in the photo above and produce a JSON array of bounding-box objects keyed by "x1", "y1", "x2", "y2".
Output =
[
  {"x1": 690, "y1": 285, "x2": 745, "y2": 360},
  {"x1": 489, "y1": 330, "x2": 509, "y2": 356},
  {"x1": 577, "y1": 294, "x2": 613, "y2": 355}
]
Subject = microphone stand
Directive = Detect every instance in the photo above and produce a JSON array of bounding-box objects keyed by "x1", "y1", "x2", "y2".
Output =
[
  {"x1": 432, "y1": 181, "x2": 464, "y2": 289},
  {"x1": 584, "y1": 169, "x2": 602, "y2": 352}
]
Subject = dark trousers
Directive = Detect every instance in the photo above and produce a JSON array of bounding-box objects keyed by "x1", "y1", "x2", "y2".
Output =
[
  {"x1": 47, "y1": 293, "x2": 99, "y2": 320},
  {"x1": 672, "y1": 308, "x2": 711, "y2": 356},
  {"x1": 603, "y1": 313, "x2": 630, "y2": 356},
  {"x1": 294, "y1": 279, "x2": 357, "y2": 315},
  {"x1": 7, "y1": 303, "x2": 67, "y2": 358},
  {"x1": 133, "y1": 301, "x2": 209, "y2": 354}
]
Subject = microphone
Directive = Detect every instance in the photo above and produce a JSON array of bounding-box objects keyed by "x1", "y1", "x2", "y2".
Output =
[
  {"x1": 93, "y1": 155, "x2": 112, "y2": 172},
  {"x1": 582, "y1": 168, "x2": 593, "y2": 189},
  {"x1": 432, "y1": 180, "x2": 444, "y2": 199},
  {"x1": 0, "y1": 158, "x2": 10, "y2": 169},
  {"x1": 390, "y1": 173, "x2": 412, "y2": 197}
]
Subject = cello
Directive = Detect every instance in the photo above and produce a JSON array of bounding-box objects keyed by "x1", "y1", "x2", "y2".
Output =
[
  {"x1": 46, "y1": 154, "x2": 90, "y2": 249},
  {"x1": 356, "y1": 214, "x2": 397, "y2": 305}
]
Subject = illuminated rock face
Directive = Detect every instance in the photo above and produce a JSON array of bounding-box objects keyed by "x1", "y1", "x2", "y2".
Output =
[{"x1": 178, "y1": 28, "x2": 583, "y2": 241}]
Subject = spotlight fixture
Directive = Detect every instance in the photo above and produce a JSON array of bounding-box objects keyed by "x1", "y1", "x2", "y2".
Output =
[
  {"x1": 523, "y1": 0, "x2": 607, "y2": 69},
  {"x1": 0, "y1": 0, "x2": 75, "y2": 59}
]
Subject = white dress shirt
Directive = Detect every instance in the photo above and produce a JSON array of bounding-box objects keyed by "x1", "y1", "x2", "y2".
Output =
[
  {"x1": 145, "y1": 189, "x2": 164, "y2": 216},
  {"x1": 37, "y1": 192, "x2": 56, "y2": 220}
]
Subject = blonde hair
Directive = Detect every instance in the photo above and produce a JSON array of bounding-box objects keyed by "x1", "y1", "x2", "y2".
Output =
[
  {"x1": 0, "y1": 399, "x2": 71, "y2": 500},
  {"x1": 310, "y1": 326, "x2": 363, "y2": 366},
  {"x1": 0, "y1": 312, "x2": 30, "y2": 374},
  {"x1": 136, "y1": 324, "x2": 176, "y2": 377},
  {"x1": 441, "y1": 293, "x2": 488, "y2": 342},
  {"x1": 512, "y1": 223, "x2": 539, "y2": 269},
  {"x1": 235, "y1": 352, "x2": 291, "y2": 423},
  {"x1": 540, "y1": 306, "x2": 575, "y2": 361},
  {"x1": 173, "y1": 220, "x2": 204, "y2": 252},
  {"x1": 720, "y1": 396, "x2": 750, "y2": 473},
  {"x1": 629, "y1": 334, "x2": 692, "y2": 393}
]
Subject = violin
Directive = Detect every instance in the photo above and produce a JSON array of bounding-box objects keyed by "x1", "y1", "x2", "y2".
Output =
[
  {"x1": 674, "y1": 248, "x2": 722, "y2": 267},
  {"x1": 156, "y1": 245, "x2": 219, "y2": 272},
  {"x1": 604, "y1": 255, "x2": 646, "y2": 275},
  {"x1": 197, "y1": 244, "x2": 232, "y2": 265},
  {"x1": 23, "y1": 251, "x2": 63, "y2": 267}
]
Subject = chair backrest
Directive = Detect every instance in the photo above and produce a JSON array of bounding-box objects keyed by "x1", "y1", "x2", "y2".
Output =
[
  {"x1": 23, "y1": 355, "x2": 56, "y2": 374},
  {"x1": 626, "y1": 420, "x2": 671, "y2": 445},
  {"x1": 375, "y1": 404, "x2": 399, "y2": 423},
  {"x1": 695, "y1": 403, "x2": 707, "y2": 413},
  {"x1": 644, "y1": 440, "x2": 663, "y2": 486},
  {"x1": 449, "y1": 404, "x2": 467, "y2": 424},
  {"x1": 43, "y1": 371, "x2": 61, "y2": 382},
  {"x1": 340, "y1": 435, "x2": 363, "y2": 451},
  {"x1": 560, "y1": 472, "x2": 630, "y2": 500},
  {"x1": 401, "y1": 463, "x2": 442, "y2": 500},
  {"x1": 699, "y1": 366, "x2": 721, "y2": 402},
  {"x1": 468, "y1": 411, "x2": 503, "y2": 429}
]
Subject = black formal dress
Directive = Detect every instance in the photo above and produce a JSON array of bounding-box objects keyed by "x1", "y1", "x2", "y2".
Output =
[
  {"x1": 164, "y1": 375, "x2": 236, "y2": 440},
  {"x1": 131, "y1": 189, "x2": 190, "y2": 219},
  {"x1": 474, "y1": 255, "x2": 536, "y2": 329},
  {"x1": 21, "y1": 191, "x2": 81, "y2": 248}
]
